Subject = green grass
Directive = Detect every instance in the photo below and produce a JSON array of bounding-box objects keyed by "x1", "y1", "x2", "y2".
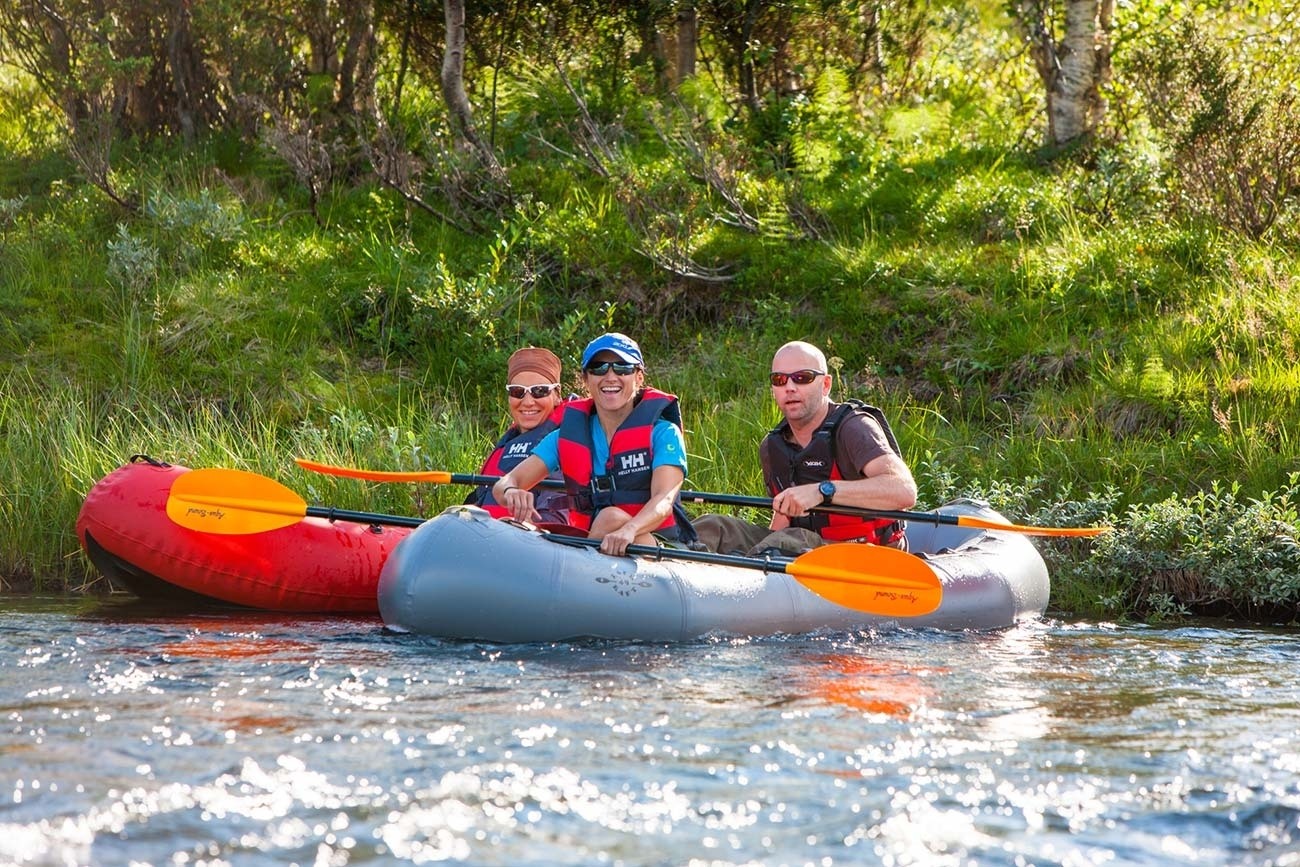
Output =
[
  {"x1": 6, "y1": 135, "x2": 1299, "y2": 618},
  {"x1": 4, "y1": 12, "x2": 1300, "y2": 622}
]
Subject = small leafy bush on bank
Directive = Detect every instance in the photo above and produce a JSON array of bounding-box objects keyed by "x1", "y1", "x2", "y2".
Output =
[{"x1": 1067, "y1": 479, "x2": 1300, "y2": 623}]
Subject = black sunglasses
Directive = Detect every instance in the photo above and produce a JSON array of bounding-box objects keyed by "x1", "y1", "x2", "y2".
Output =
[
  {"x1": 505, "y1": 383, "x2": 559, "y2": 399},
  {"x1": 584, "y1": 361, "x2": 639, "y2": 376},
  {"x1": 769, "y1": 369, "x2": 825, "y2": 387}
]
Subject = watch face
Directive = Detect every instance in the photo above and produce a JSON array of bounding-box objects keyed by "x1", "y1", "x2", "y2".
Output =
[{"x1": 819, "y1": 481, "x2": 835, "y2": 499}]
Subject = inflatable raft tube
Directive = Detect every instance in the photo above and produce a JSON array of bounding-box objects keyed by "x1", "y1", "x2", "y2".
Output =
[
  {"x1": 77, "y1": 458, "x2": 411, "y2": 611},
  {"x1": 378, "y1": 501, "x2": 1050, "y2": 642}
]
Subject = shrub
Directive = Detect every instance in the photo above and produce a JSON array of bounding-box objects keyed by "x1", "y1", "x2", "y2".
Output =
[
  {"x1": 142, "y1": 187, "x2": 245, "y2": 268},
  {"x1": 105, "y1": 224, "x2": 159, "y2": 293},
  {"x1": 1129, "y1": 19, "x2": 1300, "y2": 239},
  {"x1": 1070, "y1": 479, "x2": 1300, "y2": 622}
]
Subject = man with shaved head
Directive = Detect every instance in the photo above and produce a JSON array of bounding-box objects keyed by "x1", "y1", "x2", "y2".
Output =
[{"x1": 694, "y1": 340, "x2": 917, "y2": 555}]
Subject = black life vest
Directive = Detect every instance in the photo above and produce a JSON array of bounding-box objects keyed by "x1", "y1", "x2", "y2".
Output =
[
  {"x1": 760, "y1": 399, "x2": 905, "y2": 545},
  {"x1": 467, "y1": 404, "x2": 567, "y2": 520}
]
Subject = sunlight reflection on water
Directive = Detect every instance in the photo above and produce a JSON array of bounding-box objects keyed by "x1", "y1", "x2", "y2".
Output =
[{"x1": 2, "y1": 598, "x2": 1299, "y2": 865}]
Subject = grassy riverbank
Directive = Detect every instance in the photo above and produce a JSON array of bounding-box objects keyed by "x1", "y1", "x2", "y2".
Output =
[{"x1": 3, "y1": 11, "x2": 1300, "y2": 622}]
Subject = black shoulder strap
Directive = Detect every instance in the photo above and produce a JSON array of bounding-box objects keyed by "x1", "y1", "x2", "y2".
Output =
[{"x1": 827, "y1": 399, "x2": 902, "y2": 479}]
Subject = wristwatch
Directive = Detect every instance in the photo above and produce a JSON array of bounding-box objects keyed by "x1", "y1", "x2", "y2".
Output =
[{"x1": 818, "y1": 481, "x2": 836, "y2": 504}]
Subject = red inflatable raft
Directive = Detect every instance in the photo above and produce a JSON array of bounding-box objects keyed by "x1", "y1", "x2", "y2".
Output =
[{"x1": 76, "y1": 457, "x2": 412, "y2": 611}]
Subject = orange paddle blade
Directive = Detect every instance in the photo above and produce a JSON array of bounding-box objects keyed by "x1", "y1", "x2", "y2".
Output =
[
  {"x1": 789, "y1": 544, "x2": 942, "y2": 617},
  {"x1": 166, "y1": 468, "x2": 307, "y2": 534},
  {"x1": 952, "y1": 514, "x2": 1107, "y2": 537},
  {"x1": 294, "y1": 458, "x2": 452, "y2": 483}
]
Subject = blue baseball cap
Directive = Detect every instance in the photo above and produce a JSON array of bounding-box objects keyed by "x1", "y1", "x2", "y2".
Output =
[{"x1": 581, "y1": 332, "x2": 644, "y2": 368}]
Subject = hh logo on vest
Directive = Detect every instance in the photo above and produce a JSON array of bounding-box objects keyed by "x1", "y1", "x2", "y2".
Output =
[
  {"x1": 620, "y1": 453, "x2": 646, "y2": 471},
  {"x1": 507, "y1": 442, "x2": 531, "y2": 457}
]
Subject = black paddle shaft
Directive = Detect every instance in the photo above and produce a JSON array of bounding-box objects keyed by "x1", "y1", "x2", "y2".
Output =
[{"x1": 449, "y1": 473, "x2": 913, "y2": 522}]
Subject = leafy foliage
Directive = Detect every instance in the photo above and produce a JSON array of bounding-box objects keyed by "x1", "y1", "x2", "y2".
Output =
[
  {"x1": 3, "y1": 3, "x2": 1300, "y2": 623},
  {"x1": 1128, "y1": 18, "x2": 1300, "y2": 238},
  {"x1": 1072, "y1": 480, "x2": 1300, "y2": 623}
]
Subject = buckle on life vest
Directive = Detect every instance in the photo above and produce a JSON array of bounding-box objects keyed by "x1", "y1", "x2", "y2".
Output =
[{"x1": 585, "y1": 474, "x2": 618, "y2": 510}]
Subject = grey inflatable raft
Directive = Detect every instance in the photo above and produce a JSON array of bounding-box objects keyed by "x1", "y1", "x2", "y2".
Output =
[{"x1": 377, "y1": 499, "x2": 1050, "y2": 642}]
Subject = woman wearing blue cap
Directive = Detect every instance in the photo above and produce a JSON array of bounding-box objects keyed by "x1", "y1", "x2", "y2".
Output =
[{"x1": 490, "y1": 332, "x2": 695, "y2": 556}]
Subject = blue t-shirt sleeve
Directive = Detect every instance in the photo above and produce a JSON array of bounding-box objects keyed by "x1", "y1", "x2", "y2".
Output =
[
  {"x1": 533, "y1": 419, "x2": 685, "y2": 475},
  {"x1": 651, "y1": 419, "x2": 688, "y2": 473},
  {"x1": 529, "y1": 429, "x2": 562, "y2": 474}
]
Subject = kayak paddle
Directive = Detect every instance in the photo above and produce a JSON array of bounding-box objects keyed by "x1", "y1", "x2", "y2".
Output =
[
  {"x1": 293, "y1": 457, "x2": 565, "y2": 488},
  {"x1": 167, "y1": 468, "x2": 425, "y2": 534},
  {"x1": 167, "y1": 468, "x2": 942, "y2": 617},
  {"x1": 674, "y1": 489, "x2": 1108, "y2": 537},
  {"x1": 540, "y1": 533, "x2": 942, "y2": 618},
  {"x1": 293, "y1": 457, "x2": 1108, "y2": 537}
]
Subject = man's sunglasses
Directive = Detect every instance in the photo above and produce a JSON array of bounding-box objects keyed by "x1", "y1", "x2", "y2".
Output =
[
  {"x1": 769, "y1": 369, "x2": 825, "y2": 387},
  {"x1": 584, "y1": 361, "x2": 639, "y2": 376},
  {"x1": 505, "y1": 383, "x2": 560, "y2": 399}
]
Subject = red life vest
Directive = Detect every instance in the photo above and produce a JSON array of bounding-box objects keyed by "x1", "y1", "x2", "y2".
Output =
[
  {"x1": 760, "y1": 400, "x2": 905, "y2": 545},
  {"x1": 468, "y1": 403, "x2": 568, "y2": 520},
  {"x1": 556, "y1": 388, "x2": 682, "y2": 532}
]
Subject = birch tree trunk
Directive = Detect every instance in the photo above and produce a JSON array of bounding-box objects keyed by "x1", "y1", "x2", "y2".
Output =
[
  {"x1": 441, "y1": 0, "x2": 505, "y2": 181},
  {"x1": 1017, "y1": 0, "x2": 1113, "y2": 146}
]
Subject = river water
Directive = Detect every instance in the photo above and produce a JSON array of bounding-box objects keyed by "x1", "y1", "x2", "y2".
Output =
[{"x1": 2, "y1": 595, "x2": 1298, "y2": 867}]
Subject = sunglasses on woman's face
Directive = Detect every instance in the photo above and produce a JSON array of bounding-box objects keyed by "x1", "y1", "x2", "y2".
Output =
[
  {"x1": 505, "y1": 383, "x2": 559, "y2": 399},
  {"x1": 584, "y1": 361, "x2": 639, "y2": 376},
  {"x1": 769, "y1": 369, "x2": 825, "y2": 387}
]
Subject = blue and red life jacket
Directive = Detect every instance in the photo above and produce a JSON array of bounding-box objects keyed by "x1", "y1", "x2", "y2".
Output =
[
  {"x1": 760, "y1": 399, "x2": 905, "y2": 545},
  {"x1": 556, "y1": 388, "x2": 684, "y2": 533}
]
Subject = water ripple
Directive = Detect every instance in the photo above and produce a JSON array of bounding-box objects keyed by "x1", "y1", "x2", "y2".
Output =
[{"x1": 3, "y1": 603, "x2": 1300, "y2": 865}]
